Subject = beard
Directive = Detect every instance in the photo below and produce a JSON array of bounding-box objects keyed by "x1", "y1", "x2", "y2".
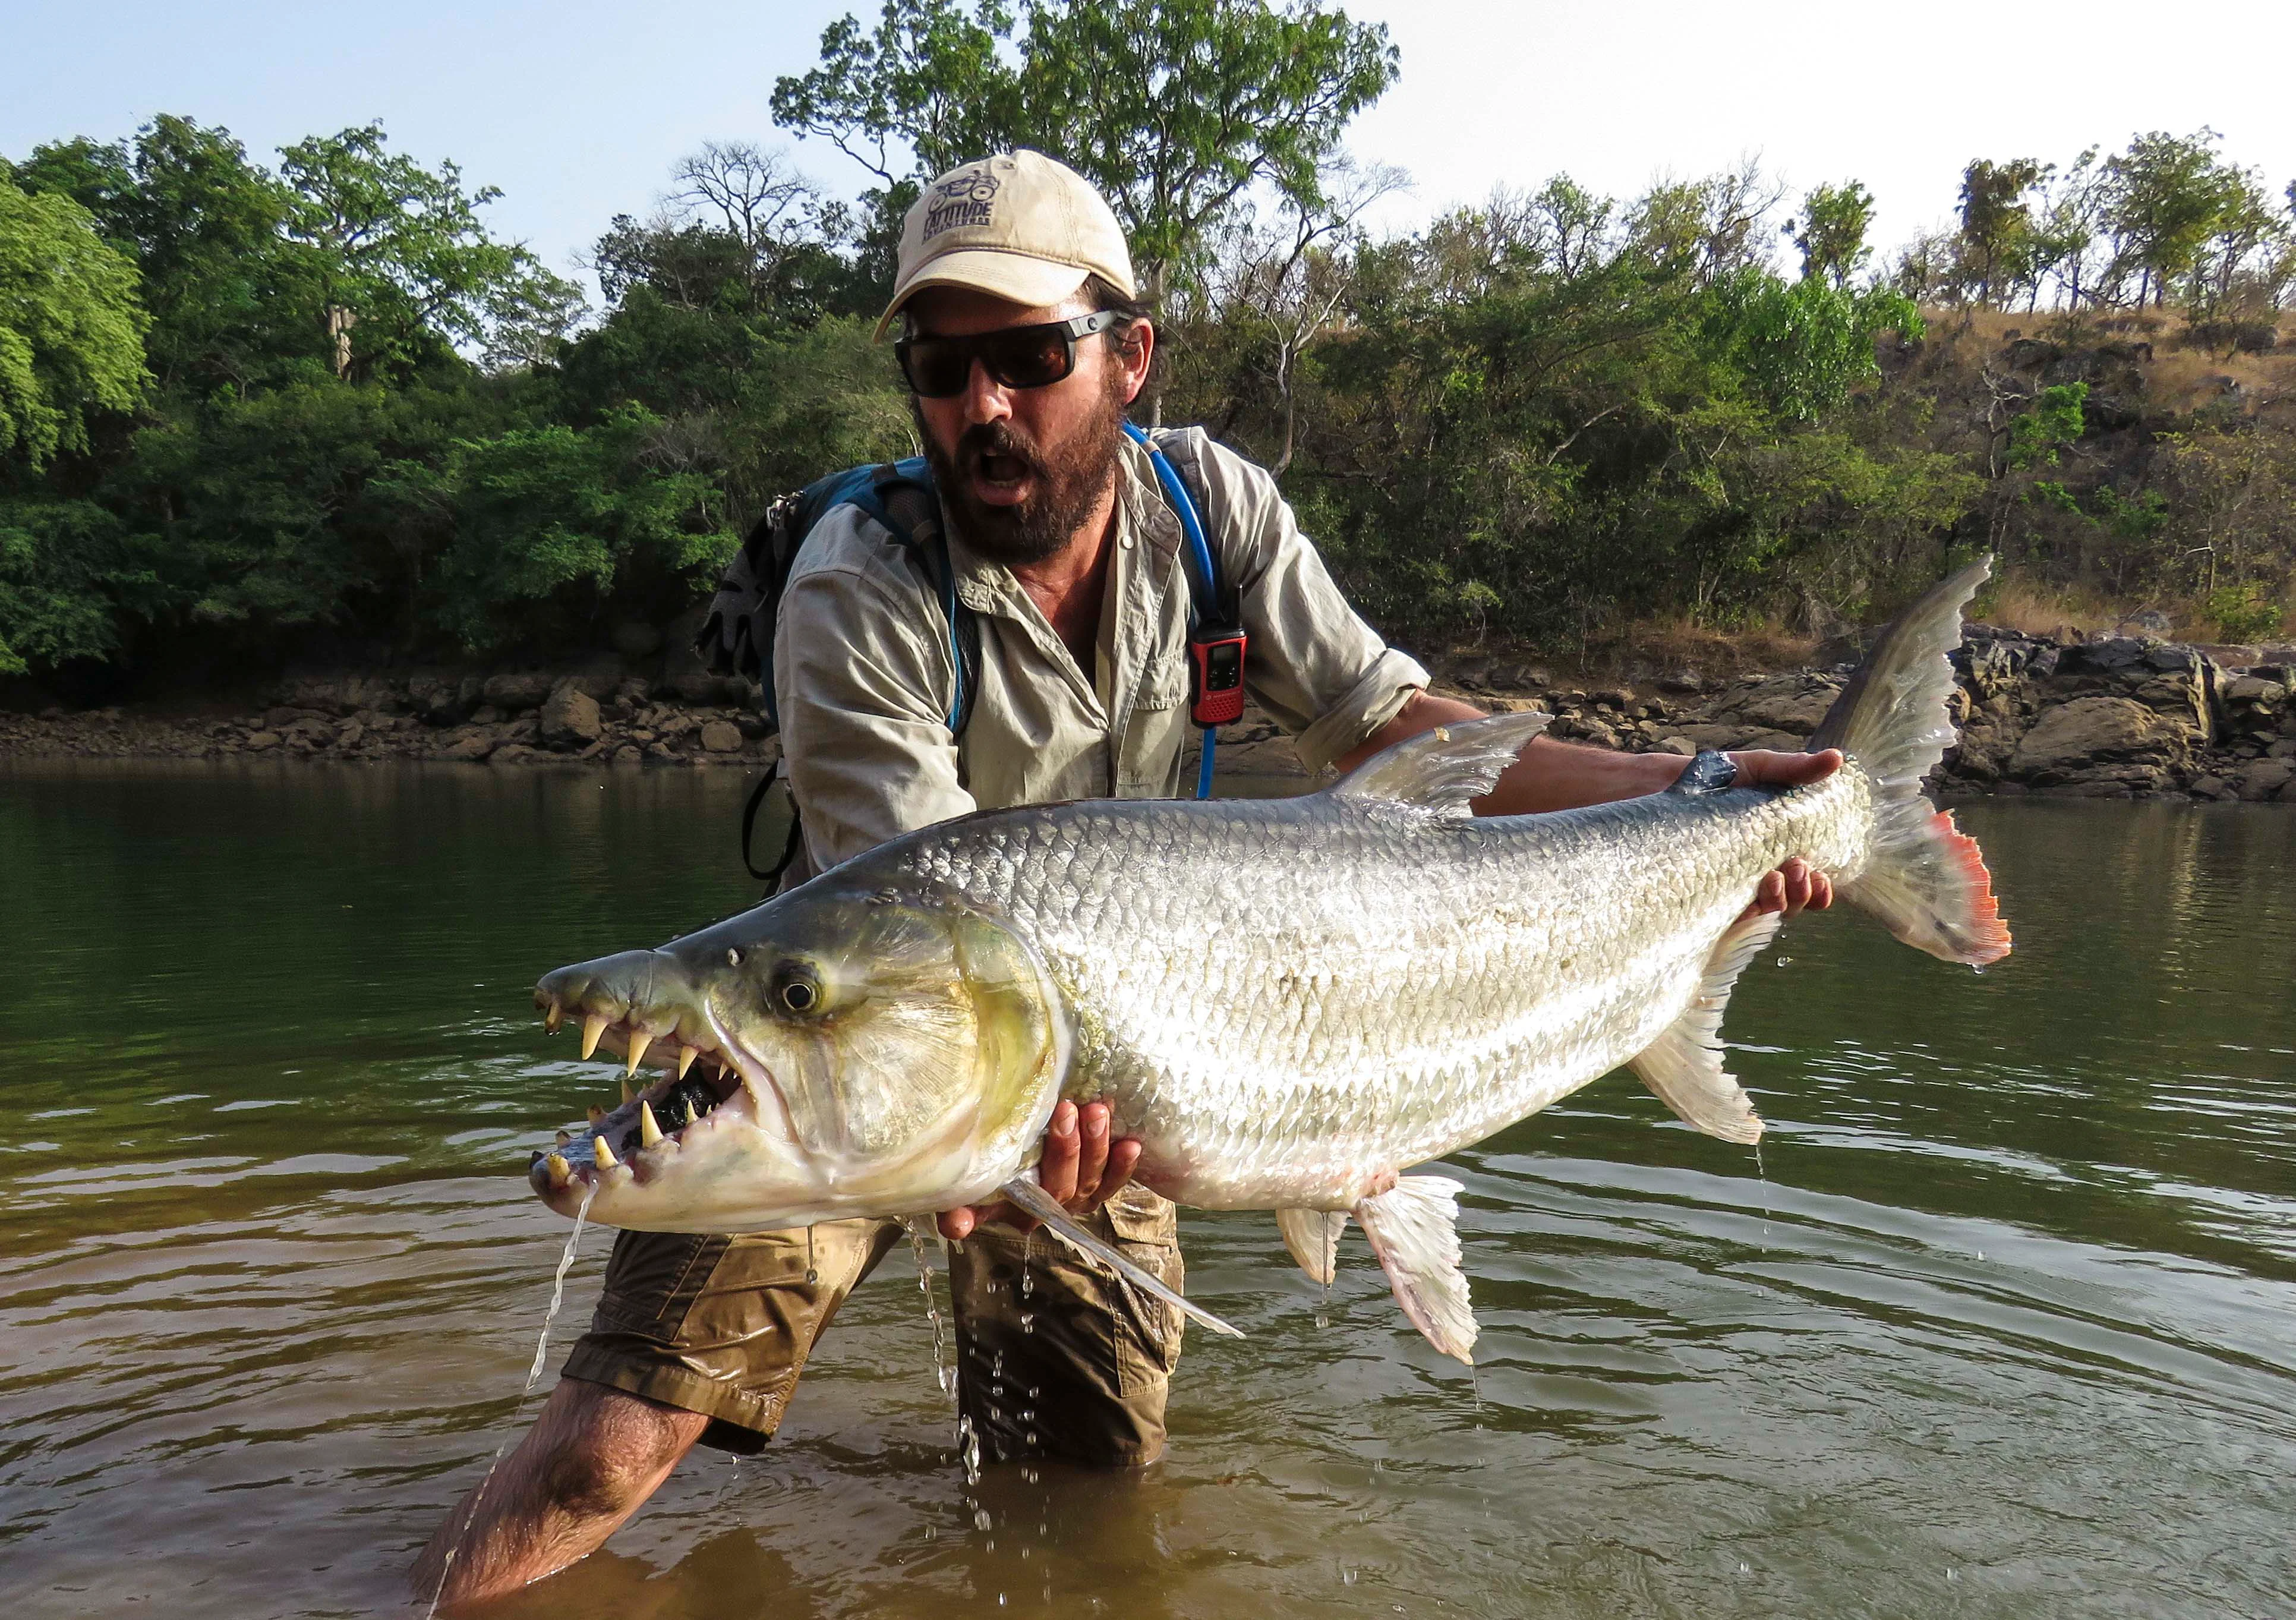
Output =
[{"x1": 914, "y1": 382, "x2": 1128, "y2": 568}]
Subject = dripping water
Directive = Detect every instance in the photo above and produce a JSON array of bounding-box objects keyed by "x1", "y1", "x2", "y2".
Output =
[
  {"x1": 424, "y1": 1184, "x2": 595, "y2": 1618},
  {"x1": 906, "y1": 1217, "x2": 954, "y2": 1400}
]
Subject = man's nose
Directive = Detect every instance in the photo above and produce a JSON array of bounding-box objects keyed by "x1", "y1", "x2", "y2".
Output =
[{"x1": 960, "y1": 357, "x2": 1013, "y2": 426}]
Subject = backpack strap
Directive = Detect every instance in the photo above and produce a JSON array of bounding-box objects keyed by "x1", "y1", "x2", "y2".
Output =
[{"x1": 702, "y1": 460, "x2": 982, "y2": 886}]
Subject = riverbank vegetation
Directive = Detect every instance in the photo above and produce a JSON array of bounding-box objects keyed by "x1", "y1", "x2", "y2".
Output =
[{"x1": 4, "y1": 0, "x2": 2294, "y2": 695}]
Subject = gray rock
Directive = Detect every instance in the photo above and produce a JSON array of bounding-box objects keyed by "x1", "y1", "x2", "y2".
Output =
[
  {"x1": 2188, "y1": 774, "x2": 2234, "y2": 800},
  {"x1": 610, "y1": 620, "x2": 663, "y2": 658},
  {"x1": 481, "y1": 672, "x2": 556, "y2": 711},
  {"x1": 539, "y1": 682, "x2": 603, "y2": 748},
  {"x1": 699, "y1": 720, "x2": 745, "y2": 753},
  {"x1": 244, "y1": 730, "x2": 281, "y2": 751},
  {"x1": 440, "y1": 731, "x2": 499, "y2": 761},
  {"x1": 2236, "y1": 758, "x2": 2295, "y2": 802},
  {"x1": 2010, "y1": 696, "x2": 2200, "y2": 776}
]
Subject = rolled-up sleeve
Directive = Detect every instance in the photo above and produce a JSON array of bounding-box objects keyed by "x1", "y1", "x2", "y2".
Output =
[
  {"x1": 773, "y1": 544, "x2": 975, "y2": 874},
  {"x1": 1187, "y1": 434, "x2": 1429, "y2": 773}
]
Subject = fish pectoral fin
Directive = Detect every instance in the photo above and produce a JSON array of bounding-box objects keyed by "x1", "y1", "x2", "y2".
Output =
[
  {"x1": 994, "y1": 1178, "x2": 1245, "y2": 1340},
  {"x1": 1327, "y1": 711, "x2": 1554, "y2": 817},
  {"x1": 1276, "y1": 1208, "x2": 1348, "y2": 1285},
  {"x1": 1353, "y1": 1176, "x2": 1476, "y2": 1364},
  {"x1": 1628, "y1": 909, "x2": 1780, "y2": 1145}
]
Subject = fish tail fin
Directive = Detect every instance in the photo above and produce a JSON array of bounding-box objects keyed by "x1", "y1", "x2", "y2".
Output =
[{"x1": 1810, "y1": 558, "x2": 2012, "y2": 969}]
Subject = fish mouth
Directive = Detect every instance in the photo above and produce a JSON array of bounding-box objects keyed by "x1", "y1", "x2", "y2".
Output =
[{"x1": 525, "y1": 953, "x2": 789, "y2": 1206}]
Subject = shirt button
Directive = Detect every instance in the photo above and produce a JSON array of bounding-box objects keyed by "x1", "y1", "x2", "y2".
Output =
[{"x1": 1119, "y1": 534, "x2": 1134, "y2": 550}]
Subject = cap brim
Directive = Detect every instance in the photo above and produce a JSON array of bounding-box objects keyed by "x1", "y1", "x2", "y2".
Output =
[{"x1": 872, "y1": 250, "x2": 1095, "y2": 341}]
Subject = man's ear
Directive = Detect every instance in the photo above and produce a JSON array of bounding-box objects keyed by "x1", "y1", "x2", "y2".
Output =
[{"x1": 1116, "y1": 319, "x2": 1155, "y2": 406}]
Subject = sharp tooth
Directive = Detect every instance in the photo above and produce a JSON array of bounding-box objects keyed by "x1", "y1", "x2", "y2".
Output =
[
  {"x1": 543, "y1": 1153, "x2": 570, "y2": 1188},
  {"x1": 620, "y1": 1076, "x2": 633, "y2": 1105},
  {"x1": 543, "y1": 1001, "x2": 563, "y2": 1035},
  {"x1": 593, "y1": 1134, "x2": 619, "y2": 1170},
  {"x1": 676, "y1": 1045, "x2": 699, "y2": 1080},
  {"x1": 587, "y1": 1105, "x2": 605, "y2": 1126},
  {"x1": 555, "y1": 1129, "x2": 571, "y2": 1146},
  {"x1": 626, "y1": 1030, "x2": 652, "y2": 1076},
  {"x1": 581, "y1": 1013, "x2": 608, "y2": 1061},
  {"x1": 639, "y1": 1100, "x2": 664, "y2": 1149}
]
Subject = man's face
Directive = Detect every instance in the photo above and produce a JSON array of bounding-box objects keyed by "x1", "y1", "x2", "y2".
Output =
[{"x1": 904, "y1": 286, "x2": 1150, "y2": 567}]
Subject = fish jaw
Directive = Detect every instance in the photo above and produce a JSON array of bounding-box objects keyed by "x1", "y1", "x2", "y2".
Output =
[{"x1": 528, "y1": 880, "x2": 1073, "y2": 1232}]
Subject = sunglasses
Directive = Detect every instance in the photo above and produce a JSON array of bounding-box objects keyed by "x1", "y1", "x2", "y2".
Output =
[{"x1": 895, "y1": 310, "x2": 1128, "y2": 398}]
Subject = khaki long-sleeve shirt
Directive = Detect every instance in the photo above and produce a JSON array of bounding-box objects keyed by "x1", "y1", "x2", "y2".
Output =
[{"x1": 772, "y1": 427, "x2": 1428, "y2": 880}]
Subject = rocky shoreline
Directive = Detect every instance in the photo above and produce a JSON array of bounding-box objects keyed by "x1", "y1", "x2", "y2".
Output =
[{"x1": 4, "y1": 628, "x2": 2292, "y2": 803}]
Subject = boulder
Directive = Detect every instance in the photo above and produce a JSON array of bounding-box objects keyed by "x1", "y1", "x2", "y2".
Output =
[
  {"x1": 539, "y1": 682, "x2": 603, "y2": 748},
  {"x1": 481, "y1": 672, "x2": 557, "y2": 711},
  {"x1": 440, "y1": 732, "x2": 499, "y2": 761},
  {"x1": 2236, "y1": 758, "x2": 2295, "y2": 802},
  {"x1": 2009, "y1": 696, "x2": 2200, "y2": 777},
  {"x1": 699, "y1": 719, "x2": 745, "y2": 753},
  {"x1": 610, "y1": 620, "x2": 663, "y2": 658}
]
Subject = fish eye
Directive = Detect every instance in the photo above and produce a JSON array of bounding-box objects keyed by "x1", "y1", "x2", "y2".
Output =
[{"x1": 772, "y1": 963, "x2": 822, "y2": 1015}]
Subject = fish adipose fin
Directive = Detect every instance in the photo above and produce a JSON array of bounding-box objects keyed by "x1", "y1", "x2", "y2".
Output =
[
  {"x1": 995, "y1": 1178, "x2": 1245, "y2": 1339},
  {"x1": 1811, "y1": 557, "x2": 2013, "y2": 968},
  {"x1": 1354, "y1": 1175, "x2": 1476, "y2": 1363},
  {"x1": 1630, "y1": 909, "x2": 1780, "y2": 1144},
  {"x1": 1276, "y1": 1207, "x2": 1348, "y2": 1285},
  {"x1": 1330, "y1": 711, "x2": 1554, "y2": 817}
]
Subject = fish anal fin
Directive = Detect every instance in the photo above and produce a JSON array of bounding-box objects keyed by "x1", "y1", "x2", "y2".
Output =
[
  {"x1": 1329, "y1": 712, "x2": 1553, "y2": 817},
  {"x1": 995, "y1": 1178, "x2": 1244, "y2": 1339},
  {"x1": 1629, "y1": 910, "x2": 1780, "y2": 1145},
  {"x1": 1353, "y1": 1175, "x2": 1476, "y2": 1363},
  {"x1": 1276, "y1": 1208, "x2": 1347, "y2": 1285}
]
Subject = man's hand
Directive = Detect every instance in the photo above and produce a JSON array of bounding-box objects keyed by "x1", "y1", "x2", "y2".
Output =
[
  {"x1": 1729, "y1": 748, "x2": 1842, "y2": 919},
  {"x1": 938, "y1": 1099, "x2": 1141, "y2": 1241}
]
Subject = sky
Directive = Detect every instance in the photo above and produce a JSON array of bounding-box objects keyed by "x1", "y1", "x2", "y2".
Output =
[{"x1": 7, "y1": 0, "x2": 2295, "y2": 298}]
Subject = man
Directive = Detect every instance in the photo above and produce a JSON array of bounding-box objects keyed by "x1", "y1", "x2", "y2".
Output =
[{"x1": 414, "y1": 149, "x2": 1834, "y2": 1609}]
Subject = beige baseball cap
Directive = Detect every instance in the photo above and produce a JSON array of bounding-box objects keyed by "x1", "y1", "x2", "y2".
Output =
[{"x1": 873, "y1": 150, "x2": 1136, "y2": 339}]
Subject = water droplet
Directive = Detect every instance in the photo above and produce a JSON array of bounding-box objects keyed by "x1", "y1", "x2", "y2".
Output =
[{"x1": 1739, "y1": 1561, "x2": 1751, "y2": 1575}]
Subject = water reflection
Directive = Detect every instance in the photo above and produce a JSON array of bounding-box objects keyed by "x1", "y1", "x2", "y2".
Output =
[{"x1": 1, "y1": 765, "x2": 2291, "y2": 1617}]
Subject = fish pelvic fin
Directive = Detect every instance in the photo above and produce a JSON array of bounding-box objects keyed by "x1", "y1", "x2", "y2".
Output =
[
  {"x1": 1328, "y1": 711, "x2": 1554, "y2": 817},
  {"x1": 1809, "y1": 557, "x2": 2012, "y2": 969},
  {"x1": 1276, "y1": 1208, "x2": 1348, "y2": 1285},
  {"x1": 995, "y1": 1178, "x2": 1245, "y2": 1340},
  {"x1": 1354, "y1": 1175, "x2": 1476, "y2": 1363},
  {"x1": 1630, "y1": 909, "x2": 1779, "y2": 1145}
]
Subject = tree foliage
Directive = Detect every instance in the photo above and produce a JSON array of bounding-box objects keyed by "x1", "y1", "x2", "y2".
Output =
[{"x1": 0, "y1": 176, "x2": 149, "y2": 469}]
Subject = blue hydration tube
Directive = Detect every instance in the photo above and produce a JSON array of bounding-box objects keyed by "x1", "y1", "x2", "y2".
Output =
[{"x1": 1121, "y1": 423, "x2": 1220, "y2": 799}]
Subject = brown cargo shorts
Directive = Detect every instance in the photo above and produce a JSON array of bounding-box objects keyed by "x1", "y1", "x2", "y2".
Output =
[{"x1": 561, "y1": 1184, "x2": 1186, "y2": 1467}]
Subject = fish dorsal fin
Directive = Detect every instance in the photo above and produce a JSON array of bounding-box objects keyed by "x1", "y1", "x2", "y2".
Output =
[
  {"x1": 1628, "y1": 909, "x2": 1781, "y2": 1144},
  {"x1": 1276, "y1": 1207, "x2": 1348, "y2": 1285},
  {"x1": 995, "y1": 1177, "x2": 1244, "y2": 1339},
  {"x1": 1329, "y1": 711, "x2": 1554, "y2": 817},
  {"x1": 1353, "y1": 1175, "x2": 1476, "y2": 1363}
]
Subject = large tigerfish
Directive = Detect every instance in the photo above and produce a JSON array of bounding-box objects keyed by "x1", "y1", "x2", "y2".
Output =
[{"x1": 529, "y1": 562, "x2": 2010, "y2": 1359}]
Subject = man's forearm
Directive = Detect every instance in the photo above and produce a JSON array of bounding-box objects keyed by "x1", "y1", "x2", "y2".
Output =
[{"x1": 1333, "y1": 691, "x2": 1681, "y2": 814}]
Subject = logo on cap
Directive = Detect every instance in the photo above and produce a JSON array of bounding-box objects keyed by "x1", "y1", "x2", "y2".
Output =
[{"x1": 923, "y1": 170, "x2": 1001, "y2": 239}]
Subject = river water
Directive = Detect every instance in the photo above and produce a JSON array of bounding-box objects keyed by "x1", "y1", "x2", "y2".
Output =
[{"x1": 2, "y1": 761, "x2": 2291, "y2": 1618}]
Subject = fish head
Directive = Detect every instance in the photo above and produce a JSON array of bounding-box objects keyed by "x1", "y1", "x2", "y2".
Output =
[{"x1": 529, "y1": 879, "x2": 1068, "y2": 1231}]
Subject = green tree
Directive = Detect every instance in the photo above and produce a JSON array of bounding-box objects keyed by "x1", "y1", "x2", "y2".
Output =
[
  {"x1": 12, "y1": 117, "x2": 313, "y2": 392},
  {"x1": 2103, "y1": 129, "x2": 2246, "y2": 308},
  {"x1": 1956, "y1": 157, "x2": 2047, "y2": 306},
  {"x1": 773, "y1": 0, "x2": 1396, "y2": 316},
  {"x1": 1786, "y1": 181, "x2": 1876, "y2": 288},
  {"x1": 0, "y1": 176, "x2": 150, "y2": 469},
  {"x1": 276, "y1": 123, "x2": 584, "y2": 379}
]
